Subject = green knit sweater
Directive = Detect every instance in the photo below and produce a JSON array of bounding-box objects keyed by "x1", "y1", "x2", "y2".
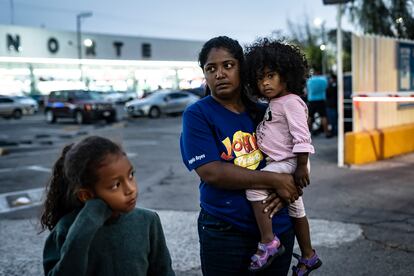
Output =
[{"x1": 43, "y1": 199, "x2": 175, "y2": 276}]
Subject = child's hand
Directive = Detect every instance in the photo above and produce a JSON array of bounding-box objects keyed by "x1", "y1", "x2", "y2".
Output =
[{"x1": 294, "y1": 165, "x2": 310, "y2": 188}]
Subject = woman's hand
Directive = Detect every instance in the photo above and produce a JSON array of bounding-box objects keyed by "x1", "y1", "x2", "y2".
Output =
[
  {"x1": 271, "y1": 173, "x2": 301, "y2": 203},
  {"x1": 262, "y1": 193, "x2": 284, "y2": 218}
]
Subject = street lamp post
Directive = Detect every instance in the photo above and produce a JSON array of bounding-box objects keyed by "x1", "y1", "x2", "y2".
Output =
[
  {"x1": 322, "y1": 0, "x2": 352, "y2": 167},
  {"x1": 76, "y1": 12, "x2": 93, "y2": 83}
]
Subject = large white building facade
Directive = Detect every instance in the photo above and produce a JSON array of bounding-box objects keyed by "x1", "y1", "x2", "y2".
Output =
[{"x1": 0, "y1": 25, "x2": 205, "y2": 96}]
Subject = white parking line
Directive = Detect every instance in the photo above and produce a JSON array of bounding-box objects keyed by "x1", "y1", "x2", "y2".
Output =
[
  {"x1": 0, "y1": 165, "x2": 51, "y2": 174},
  {"x1": 25, "y1": 165, "x2": 51, "y2": 172}
]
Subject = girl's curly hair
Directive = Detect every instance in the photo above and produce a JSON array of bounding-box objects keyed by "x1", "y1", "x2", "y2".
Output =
[{"x1": 245, "y1": 38, "x2": 309, "y2": 98}]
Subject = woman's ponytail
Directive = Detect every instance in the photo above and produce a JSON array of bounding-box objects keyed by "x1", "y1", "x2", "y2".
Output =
[{"x1": 40, "y1": 143, "x2": 75, "y2": 231}]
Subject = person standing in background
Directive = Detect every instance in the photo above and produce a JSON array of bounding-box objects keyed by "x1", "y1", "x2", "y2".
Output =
[
  {"x1": 325, "y1": 73, "x2": 338, "y2": 137},
  {"x1": 306, "y1": 70, "x2": 331, "y2": 138}
]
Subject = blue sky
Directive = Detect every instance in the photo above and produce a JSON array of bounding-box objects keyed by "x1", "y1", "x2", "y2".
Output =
[{"x1": 0, "y1": 0, "x2": 355, "y2": 43}]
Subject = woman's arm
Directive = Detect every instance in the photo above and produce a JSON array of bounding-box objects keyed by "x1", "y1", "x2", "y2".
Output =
[
  {"x1": 43, "y1": 199, "x2": 112, "y2": 276},
  {"x1": 196, "y1": 161, "x2": 300, "y2": 203}
]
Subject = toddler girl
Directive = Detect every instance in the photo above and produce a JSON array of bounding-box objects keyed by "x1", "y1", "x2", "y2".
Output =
[{"x1": 245, "y1": 38, "x2": 322, "y2": 275}]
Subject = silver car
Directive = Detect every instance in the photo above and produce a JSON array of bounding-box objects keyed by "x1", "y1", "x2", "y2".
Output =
[
  {"x1": 13, "y1": 96, "x2": 39, "y2": 114},
  {"x1": 125, "y1": 90, "x2": 199, "y2": 118},
  {"x1": 0, "y1": 95, "x2": 27, "y2": 119}
]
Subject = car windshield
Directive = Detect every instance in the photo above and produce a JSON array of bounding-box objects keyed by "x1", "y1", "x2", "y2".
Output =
[{"x1": 74, "y1": 91, "x2": 103, "y2": 100}]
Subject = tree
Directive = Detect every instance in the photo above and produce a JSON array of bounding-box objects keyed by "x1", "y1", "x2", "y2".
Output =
[
  {"x1": 390, "y1": 0, "x2": 414, "y2": 39},
  {"x1": 285, "y1": 18, "x2": 352, "y2": 73},
  {"x1": 327, "y1": 29, "x2": 352, "y2": 72},
  {"x1": 347, "y1": 0, "x2": 414, "y2": 39},
  {"x1": 286, "y1": 18, "x2": 326, "y2": 73}
]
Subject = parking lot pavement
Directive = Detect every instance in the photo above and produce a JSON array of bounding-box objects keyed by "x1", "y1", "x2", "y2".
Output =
[
  {"x1": 0, "y1": 208, "x2": 365, "y2": 275},
  {"x1": 1, "y1": 114, "x2": 414, "y2": 275}
]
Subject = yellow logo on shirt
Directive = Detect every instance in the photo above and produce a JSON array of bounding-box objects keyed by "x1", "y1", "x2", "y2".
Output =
[{"x1": 220, "y1": 131, "x2": 263, "y2": 170}]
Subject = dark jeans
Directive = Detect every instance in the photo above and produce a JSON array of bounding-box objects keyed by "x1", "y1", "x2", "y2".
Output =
[
  {"x1": 326, "y1": 107, "x2": 338, "y2": 135},
  {"x1": 198, "y1": 209, "x2": 294, "y2": 276}
]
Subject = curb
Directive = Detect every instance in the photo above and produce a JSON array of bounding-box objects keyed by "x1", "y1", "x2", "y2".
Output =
[
  {"x1": 0, "y1": 147, "x2": 8, "y2": 156},
  {"x1": 0, "y1": 168, "x2": 168, "y2": 214},
  {"x1": 0, "y1": 188, "x2": 44, "y2": 214}
]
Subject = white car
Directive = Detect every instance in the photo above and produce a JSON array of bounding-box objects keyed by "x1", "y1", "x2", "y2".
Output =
[
  {"x1": 13, "y1": 96, "x2": 39, "y2": 114},
  {"x1": 125, "y1": 90, "x2": 199, "y2": 118},
  {"x1": 101, "y1": 91, "x2": 137, "y2": 104}
]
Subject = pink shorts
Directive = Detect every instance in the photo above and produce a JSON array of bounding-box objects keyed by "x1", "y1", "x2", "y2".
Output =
[{"x1": 245, "y1": 158, "x2": 309, "y2": 218}]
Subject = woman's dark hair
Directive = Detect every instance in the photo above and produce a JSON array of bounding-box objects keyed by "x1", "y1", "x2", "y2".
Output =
[
  {"x1": 40, "y1": 136, "x2": 123, "y2": 231},
  {"x1": 198, "y1": 36, "x2": 263, "y2": 125},
  {"x1": 245, "y1": 38, "x2": 309, "y2": 97}
]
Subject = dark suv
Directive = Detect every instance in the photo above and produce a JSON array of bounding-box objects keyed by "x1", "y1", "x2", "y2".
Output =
[{"x1": 44, "y1": 90, "x2": 117, "y2": 124}]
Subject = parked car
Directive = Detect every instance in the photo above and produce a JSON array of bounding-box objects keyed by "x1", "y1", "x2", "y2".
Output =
[
  {"x1": 101, "y1": 91, "x2": 138, "y2": 104},
  {"x1": 125, "y1": 90, "x2": 199, "y2": 118},
  {"x1": 12, "y1": 96, "x2": 39, "y2": 114},
  {"x1": 181, "y1": 86, "x2": 205, "y2": 98},
  {"x1": 44, "y1": 90, "x2": 117, "y2": 124},
  {"x1": 29, "y1": 94, "x2": 47, "y2": 107},
  {"x1": 0, "y1": 95, "x2": 26, "y2": 119}
]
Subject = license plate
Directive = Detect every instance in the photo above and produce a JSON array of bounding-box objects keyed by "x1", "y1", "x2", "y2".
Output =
[{"x1": 103, "y1": 111, "x2": 110, "y2": 117}]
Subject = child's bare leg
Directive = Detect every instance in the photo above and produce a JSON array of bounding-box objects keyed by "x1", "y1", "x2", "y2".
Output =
[
  {"x1": 293, "y1": 216, "x2": 314, "y2": 269},
  {"x1": 252, "y1": 201, "x2": 274, "y2": 244}
]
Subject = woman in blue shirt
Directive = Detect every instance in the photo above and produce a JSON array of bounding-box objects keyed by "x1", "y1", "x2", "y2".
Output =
[{"x1": 180, "y1": 36, "x2": 301, "y2": 275}]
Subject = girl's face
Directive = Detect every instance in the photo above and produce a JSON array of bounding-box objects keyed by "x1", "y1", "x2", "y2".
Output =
[
  {"x1": 257, "y1": 67, "x2": 288, "y2": 99},
  {"x1": 93, "y1": 153, "x2": 138, "y2": 214},
  {"x1": 203, "y1": 47, "x2": 241, "y2": 101}
]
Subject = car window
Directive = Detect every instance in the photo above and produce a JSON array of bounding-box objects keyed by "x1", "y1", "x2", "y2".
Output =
[
  {"x1": 73, "y1": 91, "x2": 103, "y2": 100},
  {"x1": 0, "y1": 98, "x2": 14, "y2": 103},
  {"x1": 148, "y1": 92, "x2": 167, "y2": 100},
  {"x1": 50, "y1": 91, "x2": 69, "y2": 101},
  {"x1": 48, "y1": 92, "x2": 58, "y2": 100},
  {"x1": 168, "y1": 93, "x2": 188, "y2": 99}
]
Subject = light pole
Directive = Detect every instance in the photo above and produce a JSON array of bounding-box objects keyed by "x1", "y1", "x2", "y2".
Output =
[
  {"x1": 322, "y1": 0, "x2": 352, "y2": 167},
  {"x1": 76, "y1": 12, "x2": 93, "y2": 82},
  {"x1": 314, "y1": 17, "x2": 327, "y2": 75}
]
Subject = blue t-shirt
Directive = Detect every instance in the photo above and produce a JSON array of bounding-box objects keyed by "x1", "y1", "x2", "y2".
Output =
[
  {"x1": 307, "y1": 75, "x2": 328, "y2": 101},
  {"x1": 180, "y1": 96, "x2": 292, "y2": 235}
]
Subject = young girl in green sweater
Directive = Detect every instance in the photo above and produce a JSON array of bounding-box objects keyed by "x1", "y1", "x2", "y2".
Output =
[{"x1": 40, "y1": 135, "x2": 175, "y2": 276}]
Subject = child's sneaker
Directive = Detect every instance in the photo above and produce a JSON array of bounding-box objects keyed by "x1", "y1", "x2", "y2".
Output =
[
  {"x1": 292, "y1": 250, "x2": 322, "y2": 276},
  {"x1": 248, "y1": 236, "x2": 285, "y2": 272}
]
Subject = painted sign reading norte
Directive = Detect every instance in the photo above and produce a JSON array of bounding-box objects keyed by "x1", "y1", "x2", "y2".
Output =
[{"x1": 5, "y1": 33, "x2": 151, "y2": 58}]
